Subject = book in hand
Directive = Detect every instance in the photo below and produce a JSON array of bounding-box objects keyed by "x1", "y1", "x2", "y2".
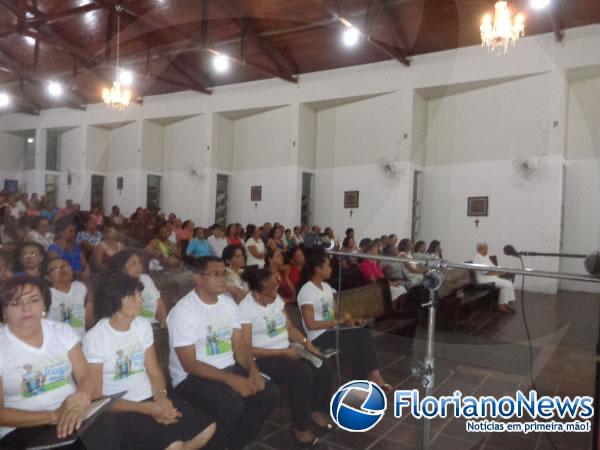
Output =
[
  {"x1": 320, "y1": 348, "x2": 340, "y2": 359},
  {"x1": 338, "y1": 317, "x2": 375, "y2": 331},
  {"x1": 25, "y1": 391, "x2": 125, "y2": 450},
  {"x1": 291, "y1": 343, "x2": 323, "y2": 368}
]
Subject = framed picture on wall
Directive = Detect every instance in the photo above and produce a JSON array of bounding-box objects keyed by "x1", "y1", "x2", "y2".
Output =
[
  {"x1": 3, "y1": 179, "x2": 18, "y2": 193},
  {"x1": 467, "y1": 196, "x2": 488, "y2": 216},
  {"x1": 116, "y1": 177, "x2": 124, "y2": 190},
  {"x1": 251, "y1": 185, "x2": 262, "y2": 202},
  {"x1": 344, "y1": 191, "x2": 359, "y2": 209}
]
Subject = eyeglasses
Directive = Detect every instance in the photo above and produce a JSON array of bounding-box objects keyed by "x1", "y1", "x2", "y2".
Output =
[
  {"x1": 7, "y1": 297, "x2": 43, "y2": 308},
  {"x1": 199, "y1": 271, "x2": 228, "y2": 278},
  {"x1": 22, "y1": 252, "x2": 42, "y2": 258},
  {"x1": 48, "y1": 264, "x2": 70, "y2": 273}
]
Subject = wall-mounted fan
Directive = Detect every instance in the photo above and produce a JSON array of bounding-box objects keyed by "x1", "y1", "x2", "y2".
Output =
[
  {"x1": 511, "y1": 150, "x2": 547, "y2": 191},
  {"x1": 188, "y1": 168, "x2": 206, "y2": 180},
  {"x1": 376, "y1": 158, "x2": 403, "y2": 180}
]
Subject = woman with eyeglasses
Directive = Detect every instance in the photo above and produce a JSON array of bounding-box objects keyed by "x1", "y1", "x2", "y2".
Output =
[
  {"x1": 0, "y1": 276, "x2": 109, "y2": 450},
  {"x1": 47, "y1": 258, "x2": 93, "y2": 339},
  {"x1": 108, "y1": 250, "x2": 167, "y2": 328},
  {"x1": 12, "y1": 241, "x2": 47, "y2": 278},
  {"x1": 83, "y1": 273, "x2": 216, "y2": 450},
  {"x1": 240, "y1": 268, "x2": 333, "y2": 447}
]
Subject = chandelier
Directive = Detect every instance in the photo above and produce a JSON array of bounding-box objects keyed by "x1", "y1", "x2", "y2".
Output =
[
  {"x1": 480, "y1": 1, "x2": 525, "y2": 53},
  {"x1": 102, "y1": 6, "x2": 132, "y2": 109}
]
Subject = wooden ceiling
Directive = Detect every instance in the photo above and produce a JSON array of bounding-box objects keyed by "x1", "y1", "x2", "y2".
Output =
[{"x1": 0, "y1": 0, "x2": 599, "y2": 115}]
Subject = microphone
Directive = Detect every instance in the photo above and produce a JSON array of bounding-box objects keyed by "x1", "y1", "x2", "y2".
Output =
[
  {"x1": 503, "y1": 244, "x2": 521, "y2": 258},
  {"x1": 585, "y1": 252, "x2": 600, "y2": 277}
]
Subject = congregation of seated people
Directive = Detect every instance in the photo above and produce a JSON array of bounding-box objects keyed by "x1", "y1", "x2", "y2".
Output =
[{"x1": 0, "y1": 191, "x2": 513, "y2": 449}]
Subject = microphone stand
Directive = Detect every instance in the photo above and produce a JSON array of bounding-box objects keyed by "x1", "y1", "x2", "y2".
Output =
[
  {"x1": 414, "y1": 258, "x2": 445, "y2": 450},
  {"x1": 326, "y1": 249, "x2": 600, "y2": 450}
]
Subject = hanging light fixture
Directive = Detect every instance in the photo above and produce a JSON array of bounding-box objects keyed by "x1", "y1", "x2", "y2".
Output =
[
  {"x1": 480, "y1": 1, "x2": 525, "y2": 53},
  {"x1": 102, "y1": 6, "x2": 132, "y2": 109}
]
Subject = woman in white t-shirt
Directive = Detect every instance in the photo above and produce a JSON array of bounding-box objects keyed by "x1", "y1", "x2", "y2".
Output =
[
  {"x1": 83, "y1": 273, "x2": 216, "y2": 450},
  {"x1": 47, "y1": 258, "x2": 93, "y2": 339},
  {"x1": 244, "y1": 224, "x2": 265, "y2": 268},
  {"x1": 0, "y1": 276, "x2": 107, "y2": 449},
  {"x1": 240, "y1": 268, "x2": 333, "y2": 447},
  {"x1": 108, "y1": 250, "x2": 167, "y2": 327},
  {"x1": 297, "y1": 252, "x2": 392, "y2": 392}
]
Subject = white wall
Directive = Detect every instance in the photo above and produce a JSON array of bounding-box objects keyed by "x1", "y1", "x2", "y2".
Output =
[
  {"x1": 227, "y1": 107, "x2": 298, "y2": 226},
  {"x1": 560, "y1": 74, "x2": 600, "y2": 292},
  {"x1": 232, "y1": 106, "x2": 292, "y2": 170},
  {"x1": 298, "y1": 105, "x2": 317, "y2": 169},
  {"x1": 162, "y1": 115, "x2": 213, "y2": 225},
  {"x1": 142, "y1": 121, "x2": 164, "y2": 173},
  {"x1": 102, "y1": 122, "x2": 141, "y2": 215},
  {"x1": 419, "y1": 74, "x2": 562, "y2": 292},
  {"x1": 0, "y1": 131, "x2": 25, "y2": 189},
  {"x1": 312, "y1": 92, "x2": 412, "y2": 240},
  {"x1": 212, "y1": 114, "x2": 234, "y2": 171},
  {"x1": 56, "y1": 127, "x2": 86, "y2": 207}
]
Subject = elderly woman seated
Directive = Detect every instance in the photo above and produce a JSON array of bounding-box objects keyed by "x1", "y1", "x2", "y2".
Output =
[
  {"x1": 83, "y1": 273, "x2": 216, "y2": 450},
  {"x1": 0, "y1": 276, "x2": 109, "y2": 449}
]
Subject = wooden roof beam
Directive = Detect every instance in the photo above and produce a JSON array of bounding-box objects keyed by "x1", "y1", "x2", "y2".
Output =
[
  {"x1": 548, "y1": 2, "x2": 564, "y2": 43},
  {"x1": 0, "y1": 45, "x2": 87, "y2": 109},
  {"x1": 372, "y1": 0, "x2": 410, "y2": 66},
  {"x1": 104, "y1": 0, "x2": 297, "y2": 85},
  {"x1": 94, "y1": 0, "x2": 213, "y2": 94},
  {"x1": 26, "y1": 3, "x2": 102, "y2": 26},
  {"x1": 217, "y1": 0, "x2": 298, "y2": 83},
  {"x1": 318, "y1": 0, "x2": 409, "y2": 67}
]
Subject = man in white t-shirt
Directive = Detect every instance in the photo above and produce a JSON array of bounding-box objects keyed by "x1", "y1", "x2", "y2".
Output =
[
  {"x1": 473, "y1": 243, "x2": 516, "y2": 314},
  {"x1": 167, "y1": 256, "x2": 280, "y2": 450}
]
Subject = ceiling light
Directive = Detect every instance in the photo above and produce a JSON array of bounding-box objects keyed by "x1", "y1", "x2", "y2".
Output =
[
  {"x1": 0, "y1": 92, "x2": 10, "y2": 107},
  {"x1": 27, "y1": 137, "x2": 35, "y2": 144},
  {"x1": 24, "y1": 36, "x2": 35, "y2": 45},
  {"x1": 481, "y1": 1, "x2": 525, "y2": 53},
  {"x1": 530, "y1": 0, "x2": 551, "y2": 9},
  {"x1": 102, "y1": 7, "x2": 132, "y2": 109},
  {"x1": 118, "y1": 70, "x2": 133, "y2": 86},
  {"x1": 213, "y1": 54, "x2": 230, "y2": 73},
  {"x1": 47, "y1": 81, "x2": 63, "y2": 98},
  {"x1": 342, "y1": 27, "x2": 361, "y2": 47}
]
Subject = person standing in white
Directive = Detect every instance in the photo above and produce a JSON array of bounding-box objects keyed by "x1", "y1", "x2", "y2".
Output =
[{"x1": 473, "y1": 243, "x2": 516, "y2": 314}]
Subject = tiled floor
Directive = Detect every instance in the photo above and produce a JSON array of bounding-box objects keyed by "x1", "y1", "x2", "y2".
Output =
[{"x1": 250, "y1": 290, "x2": 599, "y2": 449}]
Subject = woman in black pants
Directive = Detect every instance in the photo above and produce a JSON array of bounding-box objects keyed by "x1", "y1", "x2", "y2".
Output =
[
  {"x1": 239, "y1": 268, "x2": 334, "y2": 448},
  {"x1": 297, "y1": 251, "x2": 392, "y2": 392}
]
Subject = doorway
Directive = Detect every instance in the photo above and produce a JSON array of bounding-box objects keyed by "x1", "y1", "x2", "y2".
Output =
[
  {"x1": 301, "y1": 172, "x2": 314, "y2": 226},
  {"x1": 411, "y1": 170, "x2": 423, "y2": 242},
  {"x1": 90, "y1": 175, "x2": 105, "y2": 210},
  {"x1": 215, "y1": 174, "x2": 229, "y2": 227},
  {"x1": 147, "y1": 175, "x2": 162, "y2": 212}
]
